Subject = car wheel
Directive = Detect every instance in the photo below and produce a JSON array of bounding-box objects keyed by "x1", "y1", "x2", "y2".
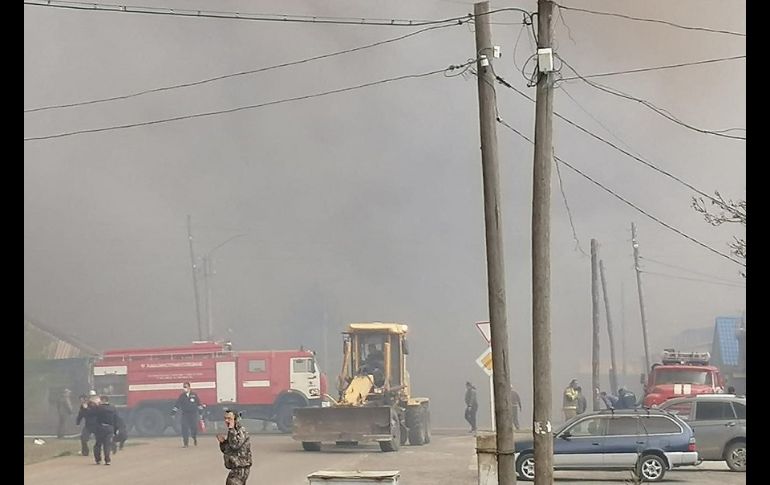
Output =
[
  {"x1": 516, "y1": 453, "x2": 535, "y2": 481},
  {"x1": 637, "y1": 454, "x2": 666, "y2": 482},
  {"x1": 725, "y1": 441, "x2": 746, "y2": 472}
]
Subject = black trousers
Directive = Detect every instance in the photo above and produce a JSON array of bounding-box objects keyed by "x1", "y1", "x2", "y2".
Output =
[
  {"x1": 464, "y1": 406, "x2": 478, "y2": 430},
  {"x1": 181, "y1": 412, "x2": 198, "y2": 445},
  {"x1": 94, "y1": 425, "x2": 114, "y2": 463},
  {"x1": 80, "y1": 426, "x2": 93, "y2": 455}
]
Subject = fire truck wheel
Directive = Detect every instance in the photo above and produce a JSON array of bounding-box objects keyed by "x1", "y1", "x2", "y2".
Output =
[
  {"x1": 276, "y1": 404, "x2": 297, "y2": 433},
  {"x1": 133, "y1": 407, "x2": 168, "y2": 436}
]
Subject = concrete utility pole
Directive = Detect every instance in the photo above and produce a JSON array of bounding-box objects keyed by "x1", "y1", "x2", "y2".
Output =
[
  {"x1": 187, "y1": 215, "x2": 204, "y2": 340},
  {"x1": 473, "y1": 3, "x2": 515, "y2": 483},
  {"x1": 600, "y1": 260, "x2": 618, "y2": 394},
  {"x1": 631, "y1": 223, "x2": 651, "y2": 373},
  {"x1": 531, "y1": 1, "x2": 556, "y2": 483},
  {"x1": 590, "y1": 239, "x2": 601, "y2": 411},
  {"x1": 203, "y1": 256, "x2": 213, "y2": 340}
]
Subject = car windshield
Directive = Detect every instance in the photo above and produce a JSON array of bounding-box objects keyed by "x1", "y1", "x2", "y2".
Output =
[{"x1": 653, "y1": 369, "x2": 711, "y2": 385}]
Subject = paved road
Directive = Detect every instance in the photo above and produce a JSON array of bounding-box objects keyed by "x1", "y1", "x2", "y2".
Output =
[{"x1": 24, "y1": 430, "x2": 746, "y2": 485}]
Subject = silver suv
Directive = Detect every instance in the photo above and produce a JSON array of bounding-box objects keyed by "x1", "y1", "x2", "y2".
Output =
[{"x1": 659, "y1": 394, "x2": 746, "y2": 472}]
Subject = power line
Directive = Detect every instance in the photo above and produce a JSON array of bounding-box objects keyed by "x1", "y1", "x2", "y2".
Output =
[
  {"x1": 24, "y1": 61, "x2": 474, "y2": 142},
  {"x1": 639, "y1": 256, "x2": 744, "y2": 285},
  {"x1": 24, "y1": 1, "x2": 532, "y2": 27},
  {"x1": 496, "y1": 116, "x2": 745, "y2": 267},
  {"x1": 494, "y1": 74, "x2": 746, "y2": 218},
  {"x1": 639, "y1": 270, "x2": 746, "y2": 288},
  {"x1": 554, "y1": 149, "x2": 589, "y2": 257},
  {"x1": 558, "y1": 55, "x2": 746, "y2": 84},
  {"x1": 557, "y1": 57, "x2": 746, "y2": 140},
  {"x1": 24, "y1": 21, "x2": 473, "y2": 113},
  {"x1": 555, "y1": 3, "x2": 746, "y2": 37}
]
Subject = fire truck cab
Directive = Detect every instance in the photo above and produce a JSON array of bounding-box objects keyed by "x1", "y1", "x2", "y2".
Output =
[
  {"x1": 643, "y1": 349, "x2": 724, "y2": 408},
  {"x1": 92, "y1": 341, "x2": 325, "y2": 436}
]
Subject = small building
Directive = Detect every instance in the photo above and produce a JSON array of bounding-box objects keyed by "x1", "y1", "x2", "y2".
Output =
[
  {"x1": 710, "y1": 316, "x2": 745, "y2": 394},
  {"x1": 24, "y1": 317, "x2": 98, "y2": 435}
]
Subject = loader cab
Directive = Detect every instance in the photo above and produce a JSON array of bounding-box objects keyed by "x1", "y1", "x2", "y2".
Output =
[{"x1": 343, "y1": 323, "x2": 408, "y2": 392}]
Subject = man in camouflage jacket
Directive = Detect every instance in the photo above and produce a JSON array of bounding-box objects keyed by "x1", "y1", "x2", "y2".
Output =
[{"x1": 217, "y1": 409, "x2": 252, "y2": 485}]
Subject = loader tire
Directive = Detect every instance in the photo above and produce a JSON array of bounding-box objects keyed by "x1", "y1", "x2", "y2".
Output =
[
  {"x1": 407, "y1": 405, "x2": 426, "y2": 446},
  {"x1": 302, "y1": 441, "x2": 321, "y2": 452},
  {"x1": 379, "y1": 422, "x2": 401, "y2": 452},
  {"x1": 423, "y1": 407, "x2": 431, "y2": 444},
  {"x1": 276, "y1": 404, "x2": 297, "y2": 433}
]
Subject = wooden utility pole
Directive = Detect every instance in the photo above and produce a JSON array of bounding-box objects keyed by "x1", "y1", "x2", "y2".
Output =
[
  {"x1": 600, "y1": 260, "x2": 618, "y2": 394},
  {"x1": 186, "y1": 215, "x2": 204, "y2": 340},
  {"x1": 204, "y1": 256, "x2": 213, "y2": 340},
  {"x1": 590, "y1": 239, "x2": 601, "y2": 411},
  {"x1": 631, "y1": 223, "x2": 651, "y2": 373},
  {"x1": 620, "y1": 280, "x2": 627, "y2": 383},
  {"x1": 531, "y1": 1, "x2": 555, "y2": 483},
  {"x1": 474, "y1": 3, "x2": 515, "y2": 483}
]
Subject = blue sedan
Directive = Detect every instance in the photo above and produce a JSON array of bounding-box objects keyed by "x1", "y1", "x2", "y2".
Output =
[{"x1": 514, "y1": 408, "x2": 698, "y2": 481}]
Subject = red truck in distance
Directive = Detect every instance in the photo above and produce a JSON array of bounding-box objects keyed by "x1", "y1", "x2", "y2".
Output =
[{"x1": 643, "y1": 349, "x2": 724, "y2": 408}]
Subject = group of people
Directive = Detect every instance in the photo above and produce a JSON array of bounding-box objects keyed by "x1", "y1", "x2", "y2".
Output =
[
  {"x1": 463, "y1": 381, "x2": 522, "y2": 433},
  {"x1": 63, "y1": 382, "x2": 251, "y2": 484},
  {"x1": 75, "y1": 391, "x2": 127, "y2": 465},
  {"x1": 562, "y1": 378, "x2": 638, "y2": 420}
]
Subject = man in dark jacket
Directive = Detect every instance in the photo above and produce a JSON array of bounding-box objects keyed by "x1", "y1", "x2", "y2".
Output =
[
  {"x1": 76, "y1": 395, "x2": 99, "y2": 456},
  {"x1": 111, "y1": 412, "x2": 128, "y2": 454},
  {"x1": 464, "y1": 382, "x2": 478, "y2": 433},
  {"x1": 93, "y1": 396, "x2": 118, "y2": 465},
  {"x1": 172, "y1": 382, "x2": 203, "y2": 447},
  {"x1": 217, "y1": 409, "x2": 252, "y2": 485},
  {"x1": 510, "y1": 385, "x2": 522, "y2": 430},
  {"x1": 576, "y1": 386, "x2": 588, "y2": 415}
]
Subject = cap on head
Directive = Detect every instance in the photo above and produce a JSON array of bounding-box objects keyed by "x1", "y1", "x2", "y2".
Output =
[{"x1": 88, "y1": 390, "x2": 97, "y2": 396}]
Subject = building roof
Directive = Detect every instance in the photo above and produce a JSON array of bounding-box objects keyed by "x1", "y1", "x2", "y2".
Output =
[
  {"x1": 711, "y1": 317, "x2": 741, "y2": 367},
  {"x1": 24, "y1": 316, "x2": 100, "y2": 358}
]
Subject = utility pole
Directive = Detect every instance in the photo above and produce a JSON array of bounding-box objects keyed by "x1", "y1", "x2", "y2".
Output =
[
  {"x1": 204, "y1": 256, "x2": 214, "y2": 340},
  {"x1": 187, "y1": 215, "x2": 204, "y2": 340},
  {"x1": 531, "y1": 1, "x2": 555, "y2": 483},
  {"x1": 590, "y1": 239, "x2": 601, "y2": 411},
  {"x1": 631, "y1": 223, "x2": 651, "y2": 373},
  {"x1": 620, "y1": 280, "x2": 627, "y2": 383},
  {"x1": 599, "y1": 260, "x2": 618, "y2": 394},
  {"x1": 474, "y1": 3, "x2": 515, "y2": 483}
]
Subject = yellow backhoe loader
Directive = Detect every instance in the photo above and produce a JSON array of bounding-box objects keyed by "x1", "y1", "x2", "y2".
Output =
[{"x1": 292, "y1": 322, "x2": 431, "y2": 452}]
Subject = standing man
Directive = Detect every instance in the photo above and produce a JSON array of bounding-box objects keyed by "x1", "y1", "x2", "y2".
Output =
[
  {"x1": 172, "y1": 382, "x2": 203, "y2": 447},
  {"x1": 75, "y1": 394, "x2": 89, "y2": 455},
  {"x1": 464, "y1": 381, "x2": 478, "y2": 433},
  {"x1": 562, "y1": 378, "x2": 579, "y2": 421},
  {"x1": 576, "y1": 386, "x2": 588, "y2": 415},
  {"x1": 217, "y1": 409, "x2": 252, "y2": 485},
  {"x1": 93, "y1": 395, "x2": 117, "y2": 465},
  {"x1": 510, "y1": 385, "x2": 522, "y2": 430},
  {"x1": 56, "y1": 388, "x2": 73, "y2": 439}
]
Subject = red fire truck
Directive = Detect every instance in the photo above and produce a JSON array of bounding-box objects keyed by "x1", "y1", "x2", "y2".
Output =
[
  {"x1": 642, "y1": 349, "x2": 724, "y2": 407},
  {"x1": 91, "y1": 341, "x2": 326, "y2": 436}
]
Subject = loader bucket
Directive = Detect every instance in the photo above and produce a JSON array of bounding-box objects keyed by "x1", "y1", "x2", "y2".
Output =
[{"x1": 292, "y1": 406, "x2": 395, "y2": 443}]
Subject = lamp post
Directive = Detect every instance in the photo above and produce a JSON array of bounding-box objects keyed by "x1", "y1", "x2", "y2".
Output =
[{"x1": 202, "y1": 233, "x2": 247, "y2": 340}]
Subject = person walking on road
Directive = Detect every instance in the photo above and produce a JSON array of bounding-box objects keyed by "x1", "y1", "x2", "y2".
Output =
[
  {"x1": 464, "y1": 381, "x2": 478, "y2": 433},
  {"x1": 76, "y1": 393, "x2": 99, "y2": 456},
  {"x1": 510, "y1": 385, "x2": 522, "y2": 430},
  {"x1": 172, "y1": 382, "x2": 203, "y2": 447},
  {"x1": 93, "y1": 395, "x2": 118, "y2": 465},
  {"x1": 217, "y1": 409, "x2": 252, "y2": 485},
  {"x1": 576, "y1": 386, "x2": 588, "y2": 415},
  {"x1": 563, "y1": 379, "x2": 579, "y2": 421},
  {"x1": 56, "y1": 388, "x2": 74, "y2": 439}
]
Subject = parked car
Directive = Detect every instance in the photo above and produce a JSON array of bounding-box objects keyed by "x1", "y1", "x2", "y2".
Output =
[
  {"x1": 659, "y1": 394, "x2": 746, "y2": 472},
  {"x1": 514, "y1": 408, "x2": 698, "y2": 482}
]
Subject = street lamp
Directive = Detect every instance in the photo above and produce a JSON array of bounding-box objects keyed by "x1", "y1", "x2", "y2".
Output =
[{"x1": 201, "y1": 233, "x2": 247, "y2": 340}]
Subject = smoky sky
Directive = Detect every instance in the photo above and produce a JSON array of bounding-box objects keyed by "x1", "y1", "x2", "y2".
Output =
[{"x1": 24, "y1": 0, "x2": 745, "y2": 425}]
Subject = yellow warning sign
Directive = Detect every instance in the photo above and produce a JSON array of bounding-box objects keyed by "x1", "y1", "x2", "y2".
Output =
[{"x1": 476, "y1": 347, "x2": 493, "y2": 376}]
